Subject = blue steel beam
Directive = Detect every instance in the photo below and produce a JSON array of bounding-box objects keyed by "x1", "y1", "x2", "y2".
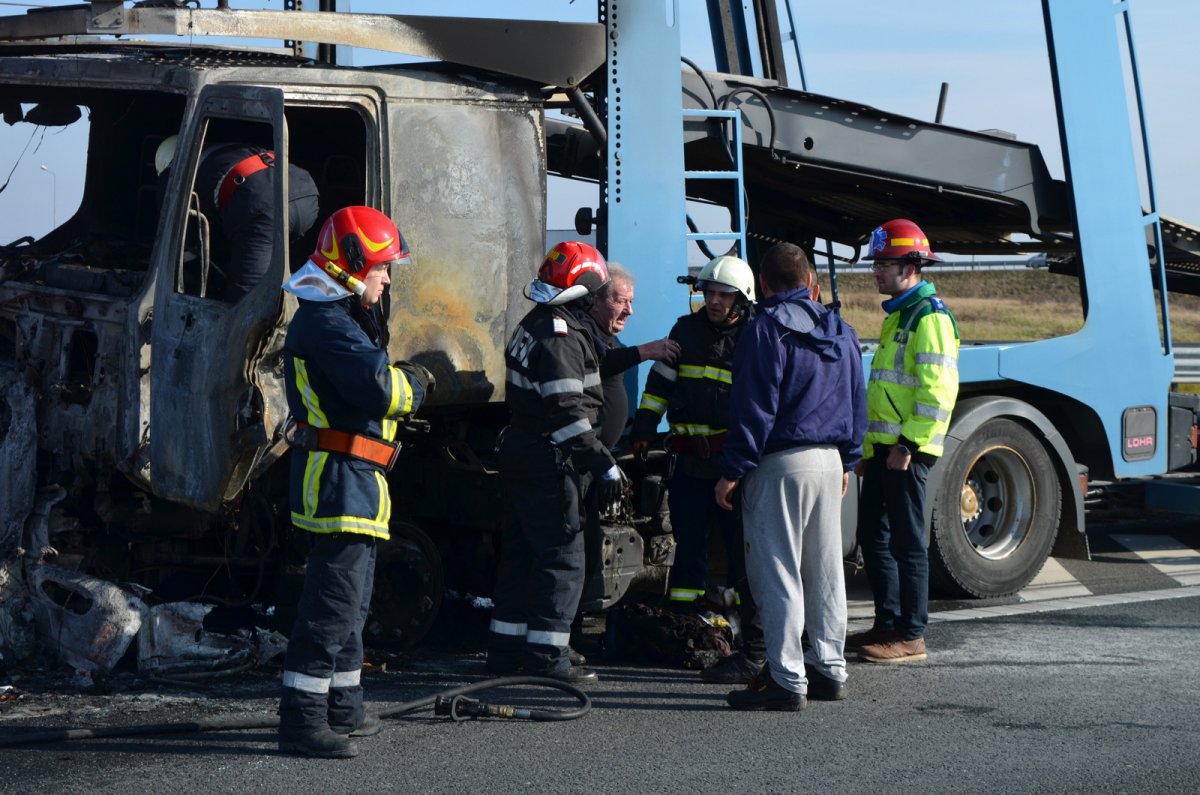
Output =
[
  {"x1": 603, "y1": 0, "x2": 692, "y2": 398},
  {"x1": 994, "y1": 0, "x2": 1173, "y2": 477}
]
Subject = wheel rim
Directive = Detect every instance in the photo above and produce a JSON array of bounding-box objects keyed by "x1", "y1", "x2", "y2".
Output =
[
  {"x1": 366, "y1": 522, "x2": 444, "y2": 649},
  {"x1": 957, "y1": 444, "x2": 1037, "y2": 560}
]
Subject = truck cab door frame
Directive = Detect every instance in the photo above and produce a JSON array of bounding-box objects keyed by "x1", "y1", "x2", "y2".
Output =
[{"x1": 148, "y1": 84, "x2": 289, "y2": 511}]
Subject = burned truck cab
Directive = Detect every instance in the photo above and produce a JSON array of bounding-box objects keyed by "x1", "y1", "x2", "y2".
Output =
[{"x1": 0, "y1": 37, "x2": 555, "y2": 641}]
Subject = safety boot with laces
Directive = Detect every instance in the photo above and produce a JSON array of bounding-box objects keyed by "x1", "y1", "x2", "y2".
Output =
[
  {"x1": 726, "y1": 668, "x2": 806, "y2": 711},
  {"x1": 859, "y1": 635, "x2": 927, "y2": 664},
  {"x1": 804, "y1": 664, "x2": 847, "y2": 701}
]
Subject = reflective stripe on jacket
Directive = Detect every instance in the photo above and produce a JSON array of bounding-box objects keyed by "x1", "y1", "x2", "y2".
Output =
[
  {"x1": 504, "y1": 302, "x2": 613, "y2": 476},
  {"x1": 864, "y1": 281, "x2": 959, "y2": 459},
  {"x1": 631, "y1": 310, "x2": 743, "y2": 442},
  {"x1": 284, "y1": 298, "x2": 426, "y2": 539}
]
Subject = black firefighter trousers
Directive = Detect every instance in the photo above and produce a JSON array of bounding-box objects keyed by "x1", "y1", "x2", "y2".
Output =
[
  {"x1": 489, "y1": 431, "x2": 585, "y2": 674},
  {"x1": 279, "y1": 532, "x2": 376, "y2": 734}
]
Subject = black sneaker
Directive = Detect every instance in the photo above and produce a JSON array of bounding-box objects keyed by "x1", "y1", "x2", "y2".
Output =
[
  {"x1": 278, "y1": 727, "x2": 359, "y2": 759},
  {"x1": 804, "y1": 664, "x2": 847, "y2": 701},
  {"x1": 726, "y1": 670, "x2": 806, "y2": 711},
  {"x1": 701, "y1": 653, "x2": 765, "y2": 684}
]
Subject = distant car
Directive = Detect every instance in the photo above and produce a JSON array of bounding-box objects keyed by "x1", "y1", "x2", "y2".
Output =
[{"x1": 1026, "y1": 253, "x2": 1048, "y2": 268}]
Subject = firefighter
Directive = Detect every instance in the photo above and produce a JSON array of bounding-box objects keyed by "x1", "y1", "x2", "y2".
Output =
[
  {"x1": 485, "y1": 241, "x2": 618, "y2": 684},
  {"x1": 630, "y1": 256, "x2": 755, "y2": 619},
  {"x1": 155, "y1": 135, "x2": 320, "y2": 302},
  {"x1": 850, "y1": 218, "x2": 959, "y2": 664},
  {"x1": 277, "y1": 206, "x2": 430, "y2": 759}
]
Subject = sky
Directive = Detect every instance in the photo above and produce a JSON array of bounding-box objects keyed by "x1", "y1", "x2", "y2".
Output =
[{"x1": 0, "y1": 0, "x2": 1196, "y2": 244}]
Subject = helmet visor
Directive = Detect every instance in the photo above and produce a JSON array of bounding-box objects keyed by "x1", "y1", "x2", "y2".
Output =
[{"x1": 375, "y1": 252, "x2": 413, "y2": 276}]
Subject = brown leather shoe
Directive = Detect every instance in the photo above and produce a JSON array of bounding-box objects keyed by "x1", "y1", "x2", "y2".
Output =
[
  {"x1": 844, "y1": 626, "x2": 895, "y2": 651},
  {"x1": 859, "y1": 635, "x2": 927, "y2": 664}
]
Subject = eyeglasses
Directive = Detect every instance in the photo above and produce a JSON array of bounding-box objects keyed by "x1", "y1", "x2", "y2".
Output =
[{"x1": 870, "y1": 261, "x2": 903, "y2": 273}]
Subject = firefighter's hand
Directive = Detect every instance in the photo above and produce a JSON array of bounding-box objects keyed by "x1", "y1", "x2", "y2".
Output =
[
  {"x1": 598, "y1": 464, "x2": 629, "y2": 512},
  {"x1": 408, "y1": 362, "x2": 436, "y2": 396},
  {"x1": 715, "y1": 477, "x2": 738, "y2": 511},
  {"x1": 637, "y1": 338, "x2": 681, "y2": 364},
  {"x1": 854, "y1": 459, "x2": 866, "y2": 478}
]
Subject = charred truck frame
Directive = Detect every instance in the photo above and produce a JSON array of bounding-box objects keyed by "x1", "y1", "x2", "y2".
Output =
[{"x1": 0, "y1": 1, "x2": 1197, "y2": 674}]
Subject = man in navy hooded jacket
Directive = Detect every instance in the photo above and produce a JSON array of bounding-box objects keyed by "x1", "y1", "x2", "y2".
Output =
[{"x1": 715, "y1": 242, "x2": 866, "y2": 711}]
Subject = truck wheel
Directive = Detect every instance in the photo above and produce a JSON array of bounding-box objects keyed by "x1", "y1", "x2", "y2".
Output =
[
  {"x1": 929, "y1": 418, "x2": 1061, "y2": 597},
  {"x1": 365, "y1": 521, "x2": 444, "y2": 650}
]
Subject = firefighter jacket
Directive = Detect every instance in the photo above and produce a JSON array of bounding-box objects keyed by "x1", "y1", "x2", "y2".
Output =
[
  {"x1": 864, "y1": 280, "x2": 959, "y2": 460},
  {"x1": 632, "y1": 310, "x2": 746, "y2": 478},
  {"x1": 504, "y1": 301, "x2": 614, "y2": 476},
  {"x1": 284, "y1": 297, "x2": 427, "y2": 539}
]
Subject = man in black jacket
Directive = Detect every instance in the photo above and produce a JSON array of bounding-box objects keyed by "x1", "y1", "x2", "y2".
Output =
[
  {"x1": 156, "y1": 135, "x2": 320, "y2": 302},
  {"x1": 486, "y1": 241, "x2": 619, "y2": 684},
  {"x1": 631, "y1": 256, "x2": 756, "y2": 614}
]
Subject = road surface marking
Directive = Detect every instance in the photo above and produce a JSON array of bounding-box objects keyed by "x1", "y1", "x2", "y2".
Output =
[
  {"x1": 1111, "y1": 534, "x2": 1200, "y2": 586},
  {"x1": 1017, "y1": 556, "x2": 1092, "y2": 601}
]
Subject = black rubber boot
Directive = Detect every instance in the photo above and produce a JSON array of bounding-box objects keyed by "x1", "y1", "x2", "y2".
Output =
[
  {"x1": 327, "y1": 685, "x2": 366, "y2": 736},
  {"x1": 332, "y1": 713, "x2": 382, "y2": 738},
  {"x1": 280, "y1": 687, "x2": 359, "y2": 759},
  {"x1": 278, "y1": 727, "x2": 360, "y2": 759},
  {"x1": 527, "y1": 665, "x2": 599, "y2": 685}
]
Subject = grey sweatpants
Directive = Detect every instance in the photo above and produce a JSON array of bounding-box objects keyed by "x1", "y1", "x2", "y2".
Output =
[{"x1": 741, "y1": 444, "x2": 847, "y2": 694}]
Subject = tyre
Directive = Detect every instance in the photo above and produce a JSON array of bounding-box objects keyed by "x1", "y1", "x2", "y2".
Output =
[
  {"x1": 929, "y1": 418, "x2": 1061, "y2": 597},
  {"x1": 365, "y1": 521, "x2": 445, "y2": 650}
]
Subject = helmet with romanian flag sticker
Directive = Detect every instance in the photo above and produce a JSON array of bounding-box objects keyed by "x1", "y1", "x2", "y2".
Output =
[
  {"x1": 527, "y1": 240, "x2": 609, "y2": 305},
  {"x1": 311, "y1": 206, "x2": 411, "y2": 295},
  {"x1": 864, "y1": 218, "x2": 942, "y2": 266}
]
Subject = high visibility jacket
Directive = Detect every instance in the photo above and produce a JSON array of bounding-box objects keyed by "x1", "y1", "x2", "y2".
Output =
[
  {"x1": 632, "y1": 310, "x2": 744, "y2": 442},
  {"x1": 864, "y1": 281, "x2": 959, "y2": 460},
  {"x1": 504, "y1": 302, "x2": 613, "y2": 476},
  {"x1": 632, "y1": 310, "x2": 745, "y2": 478},
  {"x1": 284, "y1": 297, "x2": 426, "y2": 539}
]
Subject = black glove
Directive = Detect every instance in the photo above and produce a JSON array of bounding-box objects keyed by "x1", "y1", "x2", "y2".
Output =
[{"x1": 409, "y1": 362, "x2": 435, "y2": 397}]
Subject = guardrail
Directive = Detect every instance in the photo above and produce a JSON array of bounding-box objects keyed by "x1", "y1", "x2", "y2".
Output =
[
  {"x1": 857, "y1": 341, "x2": 1200, "y2": 383},
  {"x1": 833, "y1": 259, "x2": 1036, "y2": 273}
]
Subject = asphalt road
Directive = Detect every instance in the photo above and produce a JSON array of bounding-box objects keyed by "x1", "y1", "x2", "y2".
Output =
[{"x1": 2, "y1": 518, "x2": 1199, "y2": 794}]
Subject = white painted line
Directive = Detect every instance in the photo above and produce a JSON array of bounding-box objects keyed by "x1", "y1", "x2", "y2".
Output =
[
  {"x1": 1018, "y1": 556, "x2": 1092, "y2": 602},
  {"x1": 925, "y1": 585, "x2": 1200, "y2": 625},
  {"x1": 1111, "y1": 534, "x2": 1200, "y2": 585}
]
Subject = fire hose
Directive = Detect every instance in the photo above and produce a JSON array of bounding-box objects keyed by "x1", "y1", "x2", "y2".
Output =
[{"x1": 0, "y1": 675, "x2": 591, "y2": 748}]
